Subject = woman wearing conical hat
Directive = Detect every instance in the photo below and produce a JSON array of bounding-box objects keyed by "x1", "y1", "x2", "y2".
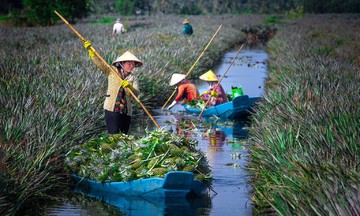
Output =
[
  {"x1": 166, "y1": 73, "x2": 199, "y2": 110},
  {"x1": 181, "y1": 18, "x2": 193, "y2": 36},
  {"x1": 83, "y1": 40, "x2": 142, "y2": 134},
  {"x1": 199, "y1": 70, "x2": 228, "y2": 106}
]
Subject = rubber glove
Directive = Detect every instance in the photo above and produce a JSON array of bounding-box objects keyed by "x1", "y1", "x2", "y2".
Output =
[
  {"x1": 84, "y1": 40, "x2": 95, "y2": 57},
  {"x1": 84, "y1": 40, "x2": 91, "y2": 49},
  {"x1": 120, "y1": 80, "x2": 134, "y2": 91},
  {"x1": 210, "y1": 90, "x2": 218, "y2": 97},
  {"x1": 167, "y1": 101, "x2": 177, "y2": 110}
]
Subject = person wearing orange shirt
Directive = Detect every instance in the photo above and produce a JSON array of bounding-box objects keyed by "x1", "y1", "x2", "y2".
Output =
[{"x1": 166, "y1": 73, "x2": 199, "y2": 110}]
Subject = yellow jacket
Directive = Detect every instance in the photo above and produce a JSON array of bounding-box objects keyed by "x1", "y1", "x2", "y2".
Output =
[{"x1": 91, "y1": 56, "x2": 139, "y2": 116}]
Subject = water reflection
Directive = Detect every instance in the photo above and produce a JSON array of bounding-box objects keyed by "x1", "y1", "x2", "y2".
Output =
[
  {"x1": 175, "y1": 115, "x2": 197, "y2": 137},
  {"x1": 72, "y1": 188, "x2": 212, "y2": 216},
  {"x1": 204, "y1": 129, "x2": 226, "y2": 147}
]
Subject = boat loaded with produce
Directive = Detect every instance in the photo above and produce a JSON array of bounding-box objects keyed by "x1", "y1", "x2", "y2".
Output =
[
  {"x1": 183, "y1": 43, "x2": 262, "y2": 118},
  {"x1": 184, "y1": 86, "x2": 262, "y2": 118},
  {"x1": 65, "y1": 129, "x2": 212, "y2": 198}
]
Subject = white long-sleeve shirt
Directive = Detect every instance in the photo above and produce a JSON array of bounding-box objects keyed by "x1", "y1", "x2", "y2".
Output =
[{"x1": 112, "y1": 22, "x2": 125, "y2": 34}]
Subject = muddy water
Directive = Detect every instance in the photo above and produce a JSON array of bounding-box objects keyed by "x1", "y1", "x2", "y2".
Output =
[{"x1": 45, "y1": 47, "x2": 267, "y2": 216}]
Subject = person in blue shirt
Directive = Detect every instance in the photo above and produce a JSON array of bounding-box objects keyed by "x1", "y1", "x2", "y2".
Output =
[{"x1": 182, "y1": 19, "x2": 193, "y2": 35}]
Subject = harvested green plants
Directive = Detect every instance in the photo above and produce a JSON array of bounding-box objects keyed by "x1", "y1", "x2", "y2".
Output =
[
  {"x1": 187, "y1": 99, "x2": 206, "y2": 110},
  {"x1": 65, "y1": 129, "x2": 212, "y2": 185}
]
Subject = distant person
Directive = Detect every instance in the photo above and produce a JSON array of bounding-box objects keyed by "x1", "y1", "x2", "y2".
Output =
[
  {"x1": 181, "y1": 18, "x2": 193, "y2": 36},
  {"x1": 112, "y1": 18, "x2": 126, "y2": 35},
  {"x1": 83, "y1": 40, "x2": 142, "y2": 134},
  {"x1": 199, "y1": 70, "x2": 228, "y2": 106},
  {"x1": 166, "y1": 73, "x2": 199, "y2": 110}
]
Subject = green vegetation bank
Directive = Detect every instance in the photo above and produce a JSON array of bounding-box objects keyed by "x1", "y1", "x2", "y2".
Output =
[{"x1": 248, "y1": 14, "x2": 360, "y2": 215}]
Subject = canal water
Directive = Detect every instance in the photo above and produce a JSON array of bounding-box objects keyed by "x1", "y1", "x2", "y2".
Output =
[{"x1": 45, "y1": 47, "x2": 267, "y2": 216}]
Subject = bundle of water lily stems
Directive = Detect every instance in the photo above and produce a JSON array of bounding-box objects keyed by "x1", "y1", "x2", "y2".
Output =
[{"x1": 65, "y1": 128, "x2": 212, "y2": 185}]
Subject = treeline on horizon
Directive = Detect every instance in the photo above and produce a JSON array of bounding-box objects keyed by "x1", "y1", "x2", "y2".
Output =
[{"x1": 0, "y1": 0, "x2": 359, "y2": 26}]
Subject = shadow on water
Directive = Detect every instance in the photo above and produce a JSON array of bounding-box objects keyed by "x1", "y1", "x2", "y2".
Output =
[{"x1": 46, "y1": 47, "x2": 267, "y2": 216}]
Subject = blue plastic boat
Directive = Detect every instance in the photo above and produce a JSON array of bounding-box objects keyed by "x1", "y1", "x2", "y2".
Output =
[
  {"x1": 184, "y1": 95, "x2": 262, "y2": 118},
  {"x1": 73, "y1": 171, "x2": 208, "y2": 199}
]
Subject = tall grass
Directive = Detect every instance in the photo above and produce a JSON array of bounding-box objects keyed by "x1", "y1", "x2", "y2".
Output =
[
  {"x1": 248, "y1": 14, "x2": 360, "y2": 215},
  {"x1": 0, "y1": 14, "x2": 269, "y2": 214}
]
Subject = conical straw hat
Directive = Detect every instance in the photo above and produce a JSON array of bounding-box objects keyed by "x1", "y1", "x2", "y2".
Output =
[
  {"x1": 170, "y1": 73, "x2": 186, "y2": 86},
  {"x1": 112, "y1": 51, "x2": 143, "y2": 67},
  {"x1": 199, "y1": 70, "x2": 218, "y2": 81},
  {"x1": 182, "y1": 19, "x2": 190, "y2": 24}
]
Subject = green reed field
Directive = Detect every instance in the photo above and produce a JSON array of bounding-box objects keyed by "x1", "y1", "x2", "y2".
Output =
[
  {"x1": 248, "y1": 14, "x2": 360, "y2": 215},
  {"x1": 0, "y1": 13, "x2": 359, "y2": 215}
]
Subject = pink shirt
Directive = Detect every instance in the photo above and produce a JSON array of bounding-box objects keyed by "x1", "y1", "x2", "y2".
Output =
[{"x1": 207, "y1": 83, "x2": 228, "y2": 105}]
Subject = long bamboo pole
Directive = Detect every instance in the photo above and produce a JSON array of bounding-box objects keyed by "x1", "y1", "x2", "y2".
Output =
[
  {"x1": 198, "y1": 43, "x2": 245, "y2": 118},
  {"x1": 161, "y1": 24, "x2": 222, "y2": 110},
  {"x1": 54, "y1": 10, "x2": 160, "y2": 128}
]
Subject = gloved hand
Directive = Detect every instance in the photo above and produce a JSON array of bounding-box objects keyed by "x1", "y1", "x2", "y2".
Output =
[
  {"x1": 210, "y1": 90, "x2": 218, "y2": 97},
  {"x1": 167, "y1": 101, "x2": 177, "y2": 110},
  {"x1": 84, "y1": 40, "x2": 95, "y2": 57},
  {"x1": 120, "y1": 80, "x2": 134, "y2": 91},
  {"x1": 84, "y1": 40, "x2": 91, "y2": 49}
]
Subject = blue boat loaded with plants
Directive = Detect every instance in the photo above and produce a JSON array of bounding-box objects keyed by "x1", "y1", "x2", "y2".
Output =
[
  {"x1": 184, "y1": 95, "x2": 262, "y2": 118},
  {"x1": 66, "y1": 129, "x2": 212, "y2": 202},
  {"x1": 73, "y1": 171, "x2": 208, "y2": 198}
]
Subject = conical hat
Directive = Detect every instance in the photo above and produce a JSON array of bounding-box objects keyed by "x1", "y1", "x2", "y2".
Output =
[
  {"x1": 199, "y1": 70, "x2": 218, "y2": 81},
  {"x1": 170, "y1": 73, "x2": 186, "y2": 86},
  {"x1": 182, "y1": 19, "x2": 190, "y2": 24},
  {"x1": 112, "y1": 51, "x2": 143, "y2": 67}
]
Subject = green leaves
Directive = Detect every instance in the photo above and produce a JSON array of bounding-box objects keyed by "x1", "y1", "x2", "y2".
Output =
[{"x1": 66, "y1": 129, "x2": 212, "y2": 185}]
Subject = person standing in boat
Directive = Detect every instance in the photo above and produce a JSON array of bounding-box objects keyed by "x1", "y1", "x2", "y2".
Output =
[
  {"x1": 166, "y1": 73, "x2": 199, "y2": 110},
  {"x1": 84, "y1": 40, "x2": 142, "y2": 134},
  {"x1": 199, "y1": 70, "x2": 228, "y2": 106}
]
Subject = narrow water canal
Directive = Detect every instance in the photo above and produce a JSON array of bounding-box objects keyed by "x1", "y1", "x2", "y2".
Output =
[{"x1": 46, "y1": 47, "x2": 268, "y2": 216}]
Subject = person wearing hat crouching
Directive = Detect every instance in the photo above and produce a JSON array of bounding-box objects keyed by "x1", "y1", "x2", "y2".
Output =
[
  {"x1": 181, "y1": 18, "x2": 193, "y2": 36},
  {"x1": 112, "y1": 18, "x2": 126, "y2": 35},
  {"x1": 84, "y1": 40, "x2": 142, "y2": 134},
  {"x1": 167, "y1": 73, "x2": 199, "y2": 110},
  {"x1": 199, "y1": 70, "x2": 228, "y2": 106}
]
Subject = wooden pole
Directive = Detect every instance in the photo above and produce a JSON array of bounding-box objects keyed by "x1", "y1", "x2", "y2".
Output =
[
  {"x1": 161, "y1": 24, "x2": 222, "y2": 110},
  {"x1": 54, "y1": 10, "x2": 160, "y2": 128},
  {"x1": 198, "y1": 43, "x2": 245, "y2": 118}
]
